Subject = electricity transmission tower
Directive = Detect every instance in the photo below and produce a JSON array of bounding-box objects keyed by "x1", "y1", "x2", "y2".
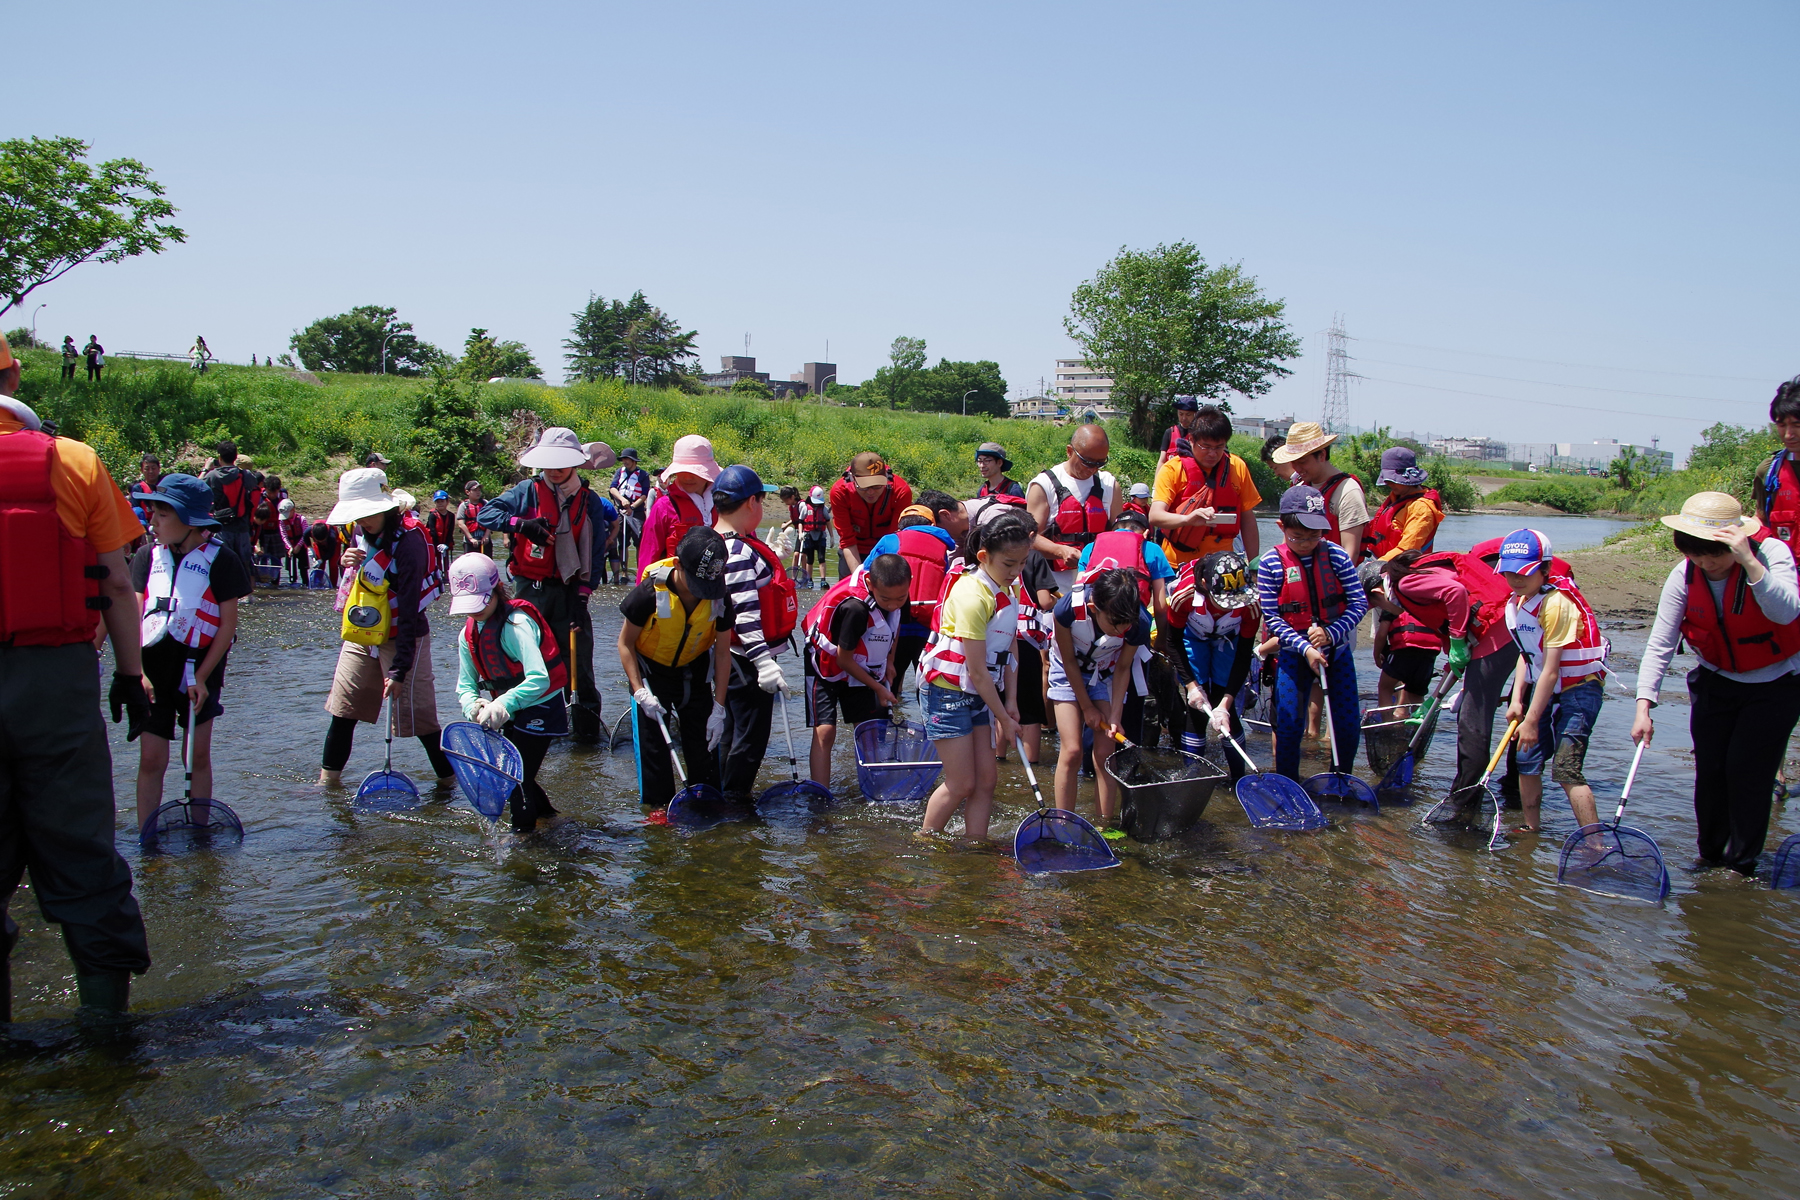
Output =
[{"x1": 1320, "y1": 315, "x2": 1358, "y2": 433}]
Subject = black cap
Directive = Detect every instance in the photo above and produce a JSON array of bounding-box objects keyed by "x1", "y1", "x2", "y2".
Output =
[{"x1": 676, "y1": 526, "x2": 728, "y2": 600}]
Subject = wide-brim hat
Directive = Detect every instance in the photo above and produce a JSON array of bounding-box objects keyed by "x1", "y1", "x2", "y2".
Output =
[
  {"x1": 661, "y1": 434, "x2": 722, "y2": 484},
  {"x1": 519, "y1": 426, "x2": 590, "y2": 470},
  {"x1": 583, "y1": 441, "x2": 617, "y2": 472},
  {"x1": 140, "y1": 473, "x2": 220, "y2": 528},
  {"x1": 1660, "y1": 491, "x2": 1761, "y2": 542},
  {"x1": 1377, "y1": 445, "x2": 1428, "y2": 487},
  {"x1": 976, "y1": 442, "x2": 1012, "y2": 471},
  {"x1": 1272, "y1": 421, "x2": 1339, "y2": 464},
  {"x1": 327, "y1": 467, "x2": 400, "y2": 525}
]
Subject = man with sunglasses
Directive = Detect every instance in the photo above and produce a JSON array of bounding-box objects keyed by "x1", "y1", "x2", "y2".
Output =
[
  {"x1": 829, "y1": 450, "x2": 914, "y2": 578},
  {"x1": 1027, "y1": 424, "x2": 1120, "y2": 592}
]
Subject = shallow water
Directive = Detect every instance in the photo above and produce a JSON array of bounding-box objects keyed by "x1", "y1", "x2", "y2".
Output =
[{"x1": 5, "y1": 584, "x2": 1798, "y2": 1198}]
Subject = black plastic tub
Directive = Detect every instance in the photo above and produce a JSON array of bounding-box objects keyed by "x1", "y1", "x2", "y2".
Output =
[{"x1": 1104, "y1": 746, "x2": 1229, "y2": 842}]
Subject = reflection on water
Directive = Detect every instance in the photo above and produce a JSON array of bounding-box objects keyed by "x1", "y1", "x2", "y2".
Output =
[{"x1": 4, "y1": 584, "x2": 1797, "y2": 1198}]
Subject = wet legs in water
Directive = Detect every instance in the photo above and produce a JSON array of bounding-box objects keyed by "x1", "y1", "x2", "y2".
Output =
[
  {"x1": 321, "y1": 715, "x2": 453, "y2": 782},
  {"x1": 503, "y1": 728, "x2": 555, "y2": 833},
  {"x1": 922, "y1": 728, "x2": 998, "y2": 840},
  {"x1": 1273, "y1": 650, "x2": 1358, "y2": 781}
]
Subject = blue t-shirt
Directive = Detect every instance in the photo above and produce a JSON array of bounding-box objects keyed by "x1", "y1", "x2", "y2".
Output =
[{"x1": 1076, "y1": 538, "x2": 1176, "y2": 582}]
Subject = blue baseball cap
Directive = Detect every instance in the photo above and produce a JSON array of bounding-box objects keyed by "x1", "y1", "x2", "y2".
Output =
[
  {"x1": 1496, "y1": 528, "x2": 1552, "y2": 575},
  {"x1": 433, "y1": 489, "x2": 449, "y2": 501},
  {"x1": 138, "y1": 473, "x2": 219, "y2": 527},
  {"x1": 1279, "y1": 484, "x2": 1333, "y2": 530},
  {"x1": 712, "y1": 464, "x2": 765, "y2": 505}
]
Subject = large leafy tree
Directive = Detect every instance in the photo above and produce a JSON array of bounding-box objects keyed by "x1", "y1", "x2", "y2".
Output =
[
  {"x1": 459, "y1": 327, "x2": 541, "y2": 380},
  {"x1": 0, "y1": 136, "x2": 186, "y2": 317},
  {"x1": 1065, "y1": 241, "x2": 1302, "y2": 444},
  {"x1": 886, "y1": 336, "x2": 927, "y2": 409},
  {"x1": 863, "y1": 357, "x2": 1007, "y2": 416},
  {"x1": 290, "y1": 305, "x2": 440, "y2": 375},
  {"x1": 563, "y1": 291, "x2": 652, "y2": 382},
  {"x1": 622, "y1": 306, "x2": 700, "y2": 388}
]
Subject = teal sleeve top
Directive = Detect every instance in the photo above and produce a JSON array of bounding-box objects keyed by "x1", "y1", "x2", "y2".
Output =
[{"x1": 456, "y1": 609, "x2": 553, "y2": 719}]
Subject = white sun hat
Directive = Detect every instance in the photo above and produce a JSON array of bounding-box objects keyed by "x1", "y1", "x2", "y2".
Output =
[
  {"x1": 1660, "y1": 491, "x2": 1761, "y2": 542},
  {"x1": 326, "y1": 467, "x2": 399, "y2": 525},
  {"x1": 519, "y1": 426, "x2": 590, "y2": 470}
]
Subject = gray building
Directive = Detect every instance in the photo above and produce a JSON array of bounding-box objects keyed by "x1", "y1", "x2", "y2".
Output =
[{"x1": 702, "y1": 356, "x2": 833, "y2": 399}]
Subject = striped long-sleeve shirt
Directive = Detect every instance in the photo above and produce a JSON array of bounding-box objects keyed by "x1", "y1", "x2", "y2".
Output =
[
  {"x1": 1255, "y1": 541, "x2": 1367, "y2": 657},
  {"x1": 722, "y1": 531, "x2": 779, "y2": 662}
]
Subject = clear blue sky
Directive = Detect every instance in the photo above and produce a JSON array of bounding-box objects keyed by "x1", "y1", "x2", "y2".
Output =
[{"x1": 15, "y1": 0, "x2": 1796, "y2": 459}]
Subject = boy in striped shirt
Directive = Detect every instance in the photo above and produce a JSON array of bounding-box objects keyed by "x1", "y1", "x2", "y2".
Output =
[{"x1": 712, "y1": 466, "x2": 790, "y2": 801}]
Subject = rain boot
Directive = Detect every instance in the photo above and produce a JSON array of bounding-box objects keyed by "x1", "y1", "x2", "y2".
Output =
[{"x1": 74, "y1": 969, "x2": 130, "y2": 1018}]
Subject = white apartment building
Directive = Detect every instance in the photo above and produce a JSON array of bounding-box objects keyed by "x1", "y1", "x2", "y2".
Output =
[{"x1": 1055, "y1": 358, "x2": 1113, "y2": 404}]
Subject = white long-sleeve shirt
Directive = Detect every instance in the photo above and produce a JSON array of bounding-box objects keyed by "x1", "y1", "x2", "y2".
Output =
[{"x1": 1635, "y1": 538, "x2": 1800, "y2": 704}]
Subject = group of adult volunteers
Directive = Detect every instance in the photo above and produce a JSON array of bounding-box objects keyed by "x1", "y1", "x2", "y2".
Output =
[{"x1": 4, "y1": 314, "x2": 1799, "y2": 1023}]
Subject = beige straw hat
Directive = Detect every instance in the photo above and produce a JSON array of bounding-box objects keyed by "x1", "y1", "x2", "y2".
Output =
[
  {"x1": 1272, "y1": 420, "x2": 1340, "y2": 464},
  {"x1": 1659, "y1": 491, "x2": 1761, "y2": 541}
]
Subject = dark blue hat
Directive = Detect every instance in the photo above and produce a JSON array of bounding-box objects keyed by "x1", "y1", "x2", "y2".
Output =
[
  {"x1": 712, "y1": 464, "x2": 765, "y2": 505},
  {"x1": 1174, "y1": 395, "x2": 1200, "y2": 412},
  {"x1": 139, "y1": 473, "x2": 219, "y2": 527},
  {"x1": 1278, "y1": 484, "x2": 1333, "y2": 530}
]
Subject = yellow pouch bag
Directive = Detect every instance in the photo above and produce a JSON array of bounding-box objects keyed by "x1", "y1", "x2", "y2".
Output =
[{"x1": 340, "y1": 568, "x2": 393, "y2": 645}]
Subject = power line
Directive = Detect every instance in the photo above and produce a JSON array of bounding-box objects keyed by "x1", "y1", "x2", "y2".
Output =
[
  {"x1": 1359, "y1": 375, "x2": 1717, "y2": 423},
  {"x1": 1355, "y1": 357, "x2": 1761, "y2": 406},
  {"x1": 1354, "y1": 336, "x2": 1778, "y2": 384}
]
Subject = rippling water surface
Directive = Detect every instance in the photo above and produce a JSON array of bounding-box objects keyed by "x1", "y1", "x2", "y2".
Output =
[{"x1": 5, "y1": 583, "x2": 1797, "y2": 1198}]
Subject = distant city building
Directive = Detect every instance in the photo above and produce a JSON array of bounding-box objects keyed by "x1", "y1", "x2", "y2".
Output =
[
  {"x1": 1231, "y1": 414, "x2": 1294, "y2": 441},
  {"x1": 702, "y1": 355, "x2": 830, "y2": 399},
  {"x1": 1011, "y1": 395, "x2": 1066, "y2": 420},
  {"x1": 1055, "y1": 358, "x2": 1113, "y2": 404},
  {"x1": 1504, "y1": 439, "x2": 1675, "y2": 473},
  {"x1": 788, "y1": 361, "x2": 837, "y2": 397},
  {"x1": 1431, "y1": 436, "x2": 1508, "y2": 461}
]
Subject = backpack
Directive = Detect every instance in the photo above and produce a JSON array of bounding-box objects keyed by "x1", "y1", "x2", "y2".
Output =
[
  {"x1": 742, "y1": 534, "x2": 799, "y2": 645},
  {"x1": 1077, "y1": 529, "x2": 1151, "y2": 609}
]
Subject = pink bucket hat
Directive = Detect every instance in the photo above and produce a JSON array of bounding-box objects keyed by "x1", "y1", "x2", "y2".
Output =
[{"x1": 661, "y1": 434, "x2": 721, "y2": 485}]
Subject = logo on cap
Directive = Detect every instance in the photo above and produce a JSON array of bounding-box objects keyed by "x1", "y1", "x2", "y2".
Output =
[{"x1": 1503, "y1": 540, "x2": 1532, "y2": 557}]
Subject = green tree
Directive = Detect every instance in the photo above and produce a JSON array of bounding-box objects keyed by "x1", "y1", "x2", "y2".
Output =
[
  {"x1": 4, "y1": 327, "x2": 42, "y2": 350},
  {"x1": 0, "y1": 136, "x2": 185, "y2": 317},
  {"x1": 290, "y1": 305, "x2": 440, "y2": 375},
  {"x1": 1065, "y1": 241, "x2": 1302, "y2": 444},
  {"x1": 622, "y1": 307, "x2": 700, "y2": 387},
  {"x1": 865, "y1": 357, "x2": 1008, "y2": 416},
  {"x1": 1609, "y1": 445, "x2": 1643, "y2": 492},
  {"x1": 886, "y1": 336, "x2": 926, "y2": 410},
  {"x1": 730, "y1": 375, "x2": 774, "y2": 398},
  {"x1": 563, "y1": 290, "x2": 653, "y2": 382},
  {"x1": 408, "y1": 366, "x2": 500, "y2": 488},
  {"x1": 459, "y1": 327, "x2": 541, "y2": 380}
]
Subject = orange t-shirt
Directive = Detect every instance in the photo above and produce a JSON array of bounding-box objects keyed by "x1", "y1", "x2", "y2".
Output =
[
  {"x1": 0, "y1": 415, "x2": 143, "y2": 554},
  {"x1": 1152, "y1": 453, "x2": 1263, "y2": 565}
]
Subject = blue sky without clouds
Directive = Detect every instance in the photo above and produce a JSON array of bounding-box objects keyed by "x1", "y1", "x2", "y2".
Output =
[{"x1": 14, "y1": 1, "x2": 1796, "y2": 459}]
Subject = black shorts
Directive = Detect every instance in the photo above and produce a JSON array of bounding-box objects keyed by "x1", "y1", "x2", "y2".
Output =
[
  {"x1": 1016, "y1": 641, "x2": 1046, "y2": 726},
  {"x1": 802, "y1": 532, "x2": 828, "y2": 563},
  {"x1": 144, "y1": 648, "x2": 226, "y2": 739},
  {"x1": 1381, "y1": 646, "x2": 1438, "y2": 695},
  {"x1": 803, "y1": 652, "x2": 887, "y2": 728}
]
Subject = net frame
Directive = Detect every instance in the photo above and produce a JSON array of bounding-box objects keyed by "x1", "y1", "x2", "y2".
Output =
[
  {"x1": 1014, "y1": 809, "x2": 1123, "y2": 874},
  {"x1": 758, "y1": 696, "x2": 835, "y2": 815},
  {"x1": 440, "y1": 721, "x2": 524, "y2": 820},
  {"x1": 355, "y1": 703, "x2": 422, "y2": 811},
  {"x1": 1769, "y1": 833, "x2": 1800, "y2": 890},
  {"x1": 854, "y1": 719, "x2": 943, "y2": 804},
  {"x1": 1556, "y1": 822, "x2": 1672, "y2": 903},
  {"x1": 1104, "y1": 745, "x2": 1227, "y2": 841},
  {"x1": 1304, "y1": 668, "x2": 1378, "y2": 809},
  {"x1": 140, "y1": 798, "x2": 245, "y2": 851}
]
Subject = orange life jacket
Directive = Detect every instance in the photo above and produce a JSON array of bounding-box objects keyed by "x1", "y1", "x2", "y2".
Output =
[{"x1": 0, "y1": 431, "x2": 106, "y2": 647}]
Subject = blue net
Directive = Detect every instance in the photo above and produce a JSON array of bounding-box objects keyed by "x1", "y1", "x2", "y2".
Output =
[
  {"x1": 139, "y1": 799, "x2": 245, "y2": 852},
  {"x1": 1424, "y1": 781, "x2": 1493, "y2": 827},
  {"x1": 1305, "y1": 769, "x2": 1380, "y2": 810},
  {"x1": 308, "y1": 567, "x2": 326, "y2": 588},
  {"x1": 854, "y1": 720, "x2": 943, "y2": 804},
  {"x1": 441, "y1": 722, "x2": 523, "y2": 820},
  {"x1": 1365, "y1": 702, "x2": 1440, "y2": 801},
  {"x1": 1767, "y1": 833, "x2": 1800, "y2": 890},
  {"x1": 666, "y1": 783, "x2": 748, "y2": 829},
  {"x1": 1104, "y1": 747, "x2": 1227, "y2": 841},
  {"x1": 1557, "y1": 822, "x2": 1671, "y2": 903},
  {"x1": 354, "y1": 767, "x2": 422, "y2": 811},
  {"x1": 756, "y1": 778, "x2": 836, "y2": 820},
  {"x1": 610, "y1": 710, "x2": 635, "y2": 752},
  {"x1": 1235, "y1": 774, "x2": 1328, "y2": 831},
  {"x1": 1015, "y1": 808, "x2": 1120, "y2": 874}
]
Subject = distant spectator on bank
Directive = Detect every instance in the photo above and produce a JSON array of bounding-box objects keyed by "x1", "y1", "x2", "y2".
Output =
[
  {"x1": 189, "y1": 335, "x2": 211, "y2": 374},
  {"x1": 83, "y1": 335, "x2": 104, "y2": 382},
  {"x1": 60, "y1": 335, "x2": 79, "y2": 380}
]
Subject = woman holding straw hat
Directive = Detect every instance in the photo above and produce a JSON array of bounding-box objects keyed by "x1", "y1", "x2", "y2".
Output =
[{"x1": 1633, "y1": 491, "x2": 1800, "y2": 877}]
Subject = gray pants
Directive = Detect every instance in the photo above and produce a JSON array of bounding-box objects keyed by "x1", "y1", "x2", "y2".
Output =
[
  {"x1": 0, "y1": 643, "x2": 151, "y2": 977},
  {"x1": 221, "y1": 526, "x2": 256, "y2": 577},
  {"x1": 1453, "y1": 644, "x2": 1520, "y2": 793}
]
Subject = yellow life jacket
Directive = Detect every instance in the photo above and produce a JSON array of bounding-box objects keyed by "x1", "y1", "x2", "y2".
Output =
[{"x1": 635, "y1": 559, "x2": 718, "y2": 668}]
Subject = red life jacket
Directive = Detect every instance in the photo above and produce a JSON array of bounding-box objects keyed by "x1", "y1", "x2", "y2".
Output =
[
  {"x1": 1362, "y1": 489, "x2": 1442, "y2": 561},
  {"x1": 1762, "y1": 454, "x2": 1800, "y2": 555},
  {"x1": 399, "y1": 510, "x2": 444, "y2": 604},
  {"x1": 894, "y1": 526, "x2": 952, "y2": 627},
  {"x1": 977, "y1": 479, "x2": 1024, "y2": 499},
  {"x1": 0, "y1": 431, "x2": 107, "y2": 647},
  {"x1": 510, "y1": 479, "x2": 591, "y2": 582},
  {"x1": 1166, "y1": 455, "x2": 1242, "y2": 550},
  {"x1": 129, "y1": 478, "x2": 158, "y2": 528},
  {"x1": 1273, "y1": 542, "x2": 1347, "y2": 629},
  {"x1": 1039, "y1": 470, "x2": 1108, "y2": 547},
  {"x1": 1122, "y1": 498, "x2": 1149, "y2": 519},
  {"x1": 803, "y1": 575, "x2": 887, "y2": 680},
  {"x1": 1679, "y1": 543, "x2": 1800, "y2": 673},
  {"x1": 460, "y1": 501, "x2": 484, "y2": 540},
  {"x1": 665, "y1": 487, "x2": 706, "y2": 554},
  {"x1": 464, "y1": 598, "x2": 570, "y2": 694},
  {"x1": 212, "y1": 467, "x2": 257, "y2": 524},
  {"x1": 838, "y1": 477, "x2": 903, "y2": 553},
  {"x1": 1317, "y1": 473, "x2": 1354, "y2": 544},
  {"x1": 735, "y1": 532, "x2": 799, "y2": 645},
  {"x1": 423, "y1": 509, "x2": 455, "y2": 547},
  {"x1": 1159, "y1": 425, "x2": 1189, "y2": 457},
  {"x1": 1078, "y1": 529, "x2": 1152, "y2": 609},
  {"x1": 800, "y1": 502, "x2": 829, "y2": 533},
  {"x1": 1388, "y1": 551, "x2": 1512, "y2": 651}
]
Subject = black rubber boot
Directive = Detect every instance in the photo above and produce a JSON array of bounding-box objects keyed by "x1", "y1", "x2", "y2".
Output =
[{"x1": 74, "y1": 970, "x2": 131, "y2": 1018}]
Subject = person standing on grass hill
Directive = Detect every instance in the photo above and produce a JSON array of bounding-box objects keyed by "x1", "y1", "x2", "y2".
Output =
[
  {"x1": 1751, "y1": 375, "x2": 1800, "y2": 561},
  {"x1": 0, "y1": 331, "x2": 153, "y2": 1022},
  {"x1": 639, "y1": 434, "x2": 721, "y2": 581},
  {"x1": 1633, "y1": 493, "x2": 1800, "y2": 877},
  {"x1": 1150, "y1": 403, "x2": 1262, "y2": 571},
  {"x1": 797, "y1": 485, "x2": 832, "y2": 588},
  {"x1": 861, "y1": 492, "x2": 969, "y2": 695},
  {"x1": 1027, "y1": 423, "x2": 1121, "y2": 593},
  {"x1": 203, "y1": 440, "x2": 264, "y2": 589},
  {"x1": 1154, "y1": 395, "x2": 1203, "y2": 474},
  {"x1": 976, "y1": 442, "x2": 1025, "y2": 498},
  {"x1": 831, "y1": 451, "x2": 914, "y2": 580},
  {"x1": 318, "y1": 467, "x2": 455, "y2": 789},
  {"x1": 1257, "y1": 485, "x2": 1369, "y2": 782},
  {"x1": 478, "y1": 428, "x2": 618, "y2": 744},
  {"x1": 1498, "y1": 528, "x2": 1610, "y2": 835},
  {"x1": 61, "y1": 335, "x2": 79, "y2": 380},
  {"x1": 711, "y1": 465, "x2": 799, "y2": 804},
  {"x1": 83, "y1": 334, "x2": 104, "y2": 382},
  {"x1": 129, "y1": 473, "x2": 250, "y2": 831},
  {"x1": 618, "y1": 528, "x2": 734, "y2": 810},
  {"x1": 1273, "y1": 422, "x2": 1368, "y2": 561},
  {"x1": 608, "y1": 448, "x2": 654, "y2": 583}
]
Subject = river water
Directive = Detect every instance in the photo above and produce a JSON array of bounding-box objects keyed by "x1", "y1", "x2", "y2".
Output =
[{"x1": 6, "y1": 534, "x2": 1798, "y2": 1197}]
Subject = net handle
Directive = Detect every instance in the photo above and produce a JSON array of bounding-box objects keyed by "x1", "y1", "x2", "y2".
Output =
[
  {"x1": 1612, "y1": 740, "x2": 1648, "y2": 824},
  {"x1": 654, "y1": 711, "x2": 687, "y2": 786},
  {"x1": 1191, "y1": 687, "x2": 1260, "y2": 774},
  {"x1": 1017, "y1": 738, "x2": 1048, "y2": 812},
  {"x1": 779, "y1": 690, "x2": 802, "y2": 782},
  {"x1": 1401, "y1": 667, "x2": 1460, "y2": 756}
]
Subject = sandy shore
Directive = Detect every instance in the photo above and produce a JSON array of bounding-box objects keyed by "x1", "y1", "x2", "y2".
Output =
[{"x1": 1564, "y1": 535, "x2": 1671, "y2": 619}]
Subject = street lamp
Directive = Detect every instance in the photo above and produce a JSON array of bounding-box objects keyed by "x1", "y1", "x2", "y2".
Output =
[
  {"x1": 817, "y1": 373, "x2": 836, "y2": 403},
  {"x1": 962, "y1": 389, "x2": 977, "y2": 416},
  {"x1": 380, "y1": 328, "x2": 406, "y2": 375},
  {"x1": 31, "y1": 304, "x2": 46, "y2": 342}
]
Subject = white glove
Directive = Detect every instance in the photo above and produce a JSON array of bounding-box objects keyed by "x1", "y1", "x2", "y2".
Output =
[
  {"x1": 477, "y1": 700, "x2": 509, "y2": 730},
  {"x1": 633, "y1": 686, "x2": 665, "y2": 721},
  {"x1": 1208, "y1": 705, "x2": 1232, "y2": 739},
  {"x1": 706, "y1": 701, "x2": 727, "y2": 750},
  {"x1": 755, "y1": 655, "x2": 786, "y2": 694},
  {"x1": 1185, "y1": 683, "x2": 1207, "y2": 711}
]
